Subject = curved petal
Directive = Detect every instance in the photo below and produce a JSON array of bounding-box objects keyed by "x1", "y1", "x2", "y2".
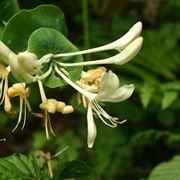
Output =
[
  {"x1": 97, "y1": 71, "x2": 119, "y2": 100},
  {"x1": 100, "y1": 84, "x2": 135, "y2": 102},
  {"x1": 87, "y1": 102, "x2": 97, "y2": 148}
]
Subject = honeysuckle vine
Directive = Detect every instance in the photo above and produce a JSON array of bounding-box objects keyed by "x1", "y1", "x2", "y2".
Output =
[{"x1": 0, "y1": 21, "x2": 143, "y2": 148}]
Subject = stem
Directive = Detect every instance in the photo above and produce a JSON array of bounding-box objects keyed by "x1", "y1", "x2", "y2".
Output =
[
  {"x1": 82, "y1": 0, "x2": 90, "y2": 60},
  {"x1": 12, "y1": 96, "x2": 23, "y2": 132},
  {"x1": 33, "y1": 65, "x2": 53, "y2": 81},
  {"x1": 54, "y1": 65, "x2": 96, "y2": 100},
  {"x1": 38, "y1": 81, "x2": 47, "y2": 102}
]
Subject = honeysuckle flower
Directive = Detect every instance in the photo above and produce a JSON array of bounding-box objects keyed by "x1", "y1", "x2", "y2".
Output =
[
  {"x1": 10, "y1": 51, "x2": 51, "y2": 83},
  {"x1": 7, "y1": 83, "x2": 32, "y2": 132},
  {"x1": 55, "y1": 65, "x2": 134, "y2": 148},
  {"x1": 0, "y1": 42, "x2": 53, "y2": 83},
  {"x1": 38, "y1": 81, "x2": 74, "y2": 139},
  {"x1": 0, "y1": 21, "x2": 143, "y2": 148}
]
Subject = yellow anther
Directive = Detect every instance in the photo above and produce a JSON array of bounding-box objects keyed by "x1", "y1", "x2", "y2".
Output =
[
  {"x1": 24, "y1": 88, "x2": 30, "y2": 97},
  {"x1": 12, "y1": 83, "x2": 25, "y2": 94},
  {"x1": 80, "y1": 66, "x2": 106, "y2": 85},
  {"x1": 0, "y1": 64, "x2": 8, "y2": 78},
  {"x1": 39, "y1": 99, "x2": 57, "y2": 114},
  {"x1": 77, "y1": 67, "x2": 107, "y2": 108},
  {"x1": 7, "y1": 83, "x2": 30, "y2": 97},
  {"x1": 39, "y1": 98, "x2": 74, "y2": 115},
  {"x1": 94, "y1": 77, "x2": 101, "y2": 87},
  {"x1": 84, "y1": 66, "x2": 106, "y2": 83},
  {"x1": 7, "y1": 87, "x2": 16, "y2": 97},
  {"x1": 56, "y1": 101, "x2": 66, "y2": 112},
  {"x1": 4, "y1": 94, "x2": 12, "y2": 113},
  {"x1": 62, "y1": 105, "x2": 74, "y2": 114}
]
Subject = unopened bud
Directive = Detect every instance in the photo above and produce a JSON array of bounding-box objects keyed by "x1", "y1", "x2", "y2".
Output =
[{"x1": 18, "y1": 51, "x2": 41, "y2": 75}]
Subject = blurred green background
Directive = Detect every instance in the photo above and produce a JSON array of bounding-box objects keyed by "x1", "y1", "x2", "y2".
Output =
[{"x1": 0, "y1": 0, "x2": 180, "y2": 179}]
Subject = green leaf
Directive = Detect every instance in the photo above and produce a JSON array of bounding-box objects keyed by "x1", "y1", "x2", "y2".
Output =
[
  {"x1": 148, "y1": 155, "x2": 180, "y2": 180},
  {"x1": 28, "y1": 27, "x2": 83, "y2": 88},
  {"x1": 140, "y1": 83, "x2": 155, "y2": 108},
  {"x1": 162, "y1": 81, "x2": 180, "y2": 91},
  {"x1": 2, "y1": 4, "x2": 67, "y2": 53},
  {"x1": 161, "y1": 91, "x2": 178, "y2": 109},
  {"x1": 0, "y1": 0, "x2": 19, "y2": 26},
  {"x1": 0, "y1": 153, "x2": 48, "y2": 179},
  {"x1": 57, "y1": 160, "x2": 95, "y2": 180}
]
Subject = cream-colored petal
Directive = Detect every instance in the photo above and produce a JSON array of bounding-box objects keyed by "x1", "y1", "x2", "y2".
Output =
[
  {"x1": 97, "y1": 71, "x2": 119, "y2": 100},
  {"x1": 87, "y1": 103, "x2": 97, "y2": 148},
  {"x1": 101, "y1": 84, "x2": 135, "y2": 102}
]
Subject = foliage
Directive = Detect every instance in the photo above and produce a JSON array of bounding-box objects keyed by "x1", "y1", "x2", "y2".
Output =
[
  {"x1": 0, "y1": 152, "x2": 48, "y2": 179},
  {"x1": 148, "y1": 155, "x2": 180, "y2": 180}
]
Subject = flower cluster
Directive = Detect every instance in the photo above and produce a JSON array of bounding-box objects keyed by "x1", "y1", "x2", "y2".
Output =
[{"x1": 0, "y1": 22, "x2": 143, "y2": 147}]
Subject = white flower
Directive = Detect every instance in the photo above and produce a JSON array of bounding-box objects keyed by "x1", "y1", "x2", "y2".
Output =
[
  {"x1": 0, "y1": 42, "x2": 52, "y2": 83},
  {"x1": 79, "y1": 71, "x2": 134, "y2": 148},
  {"x1": 55, "y1": 66, "x2": 134, "y2": 148}
]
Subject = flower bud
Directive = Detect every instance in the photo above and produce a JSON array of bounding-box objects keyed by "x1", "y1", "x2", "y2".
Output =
[
  {"x1": 17, "y1": 51, "x2": 41, "y2": 75},
  {"x1": 110, "y1": 37, "x2": 143, "y2": 65}
]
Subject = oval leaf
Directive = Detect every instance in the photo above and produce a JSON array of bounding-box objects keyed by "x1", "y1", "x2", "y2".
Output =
[
  {"x1": 28, "y1": 27, "x2": 83, "y2": 88},
  {"x1": 148, "y1": 155, "x2": 180, "y2": 180},
  {"x1": 161, "y1": 91, "x2": 178, "y2": 110},
  {"x1": 2, "y1": 4, "x2": 67, "y2": 52}
]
